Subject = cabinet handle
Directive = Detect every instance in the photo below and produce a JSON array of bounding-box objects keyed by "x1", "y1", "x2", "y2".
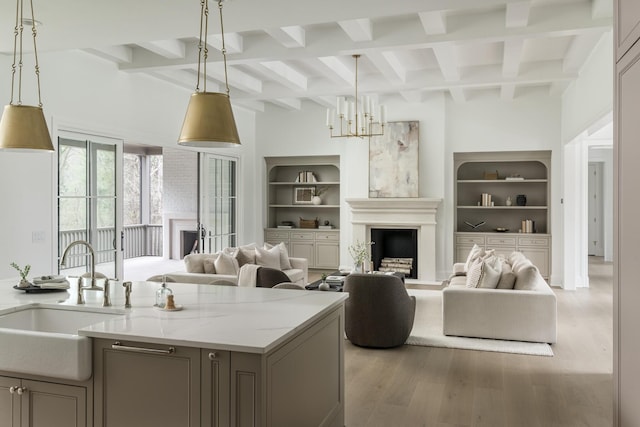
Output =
[
  {"x1": 111, "y1": 341, "x2": 175, "y2": 355},
  {"x1": 16, "y1": 387, "x2": 26, "y2": 396},
  {"x1": 9, "y1": 386, "x2": 17, "y2": 394},
  {"x1": 208, "y1": 352, "x2": 218, "y2": 360}
]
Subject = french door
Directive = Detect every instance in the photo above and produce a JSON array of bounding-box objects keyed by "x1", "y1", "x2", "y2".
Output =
[
  {"x1": 57, "y1": 132, "x2": 123, "y2": 280},
  {"x1": 198, "y1": 154, "x2": 237, "y2": 254}
]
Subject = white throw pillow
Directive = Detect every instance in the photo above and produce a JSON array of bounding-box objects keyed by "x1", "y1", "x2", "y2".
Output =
[
  {"x1": 465, "y1": 258, "x2": 483, "y2": 288},
  {"x1": 203, "y1": 256, "x2": 217, "y2": 274},
  {"x1": 464, "y1": 244, "x2": 484, "y2": 272},
  {"x1": 214, "y1": 252, "x2": 239, "y2": 276},
  {"x1": 496, "y1": 261, "x2": 517, "y2": 289},
  {"x1": 255, "y1": 246, "x2": 281, "y2": 270},
  {"x1": 264, "y1": 242, "x2": 292, "y2": 270},
  {"x1": 466, "y1": 257, "x2": 503, "y2": 289}
]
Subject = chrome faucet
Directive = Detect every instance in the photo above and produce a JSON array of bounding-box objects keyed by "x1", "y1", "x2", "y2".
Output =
[
  {"x1": 60, "y1": 240, "x2": 111, "y2": 306},
  {"x1": 123, "y1": 281, "x2": 132, "y2": 308}
]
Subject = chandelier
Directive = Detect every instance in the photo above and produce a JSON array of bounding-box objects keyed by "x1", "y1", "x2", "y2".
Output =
[
  {"x1": 326, "y1": 54, "x2": 386, "y2": 139},
  {"x1": 0, "y1": 0, "x2": 54, "y2": 151},
  {"x1": 178, "y1": 0, "x2": 240, "y2": 148}
]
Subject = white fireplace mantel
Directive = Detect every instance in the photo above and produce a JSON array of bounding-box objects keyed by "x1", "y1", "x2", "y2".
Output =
[{"x1": 346, "y1": 198, "x2": 442, "y2": 282}]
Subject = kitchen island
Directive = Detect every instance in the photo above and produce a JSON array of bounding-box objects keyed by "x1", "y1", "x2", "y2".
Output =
[{"x1": 0, "y1": 278, "x2": 347, "y2": 427}]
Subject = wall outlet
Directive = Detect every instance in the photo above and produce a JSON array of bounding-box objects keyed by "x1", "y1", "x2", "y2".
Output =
[{"x1": 32, "y1": 231, "x2": 46, "y2": 243}]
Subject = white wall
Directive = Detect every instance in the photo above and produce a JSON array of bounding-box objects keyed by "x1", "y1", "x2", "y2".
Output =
[{"x1": 0, "y1": 50, "x2": 257, "y2": 279}]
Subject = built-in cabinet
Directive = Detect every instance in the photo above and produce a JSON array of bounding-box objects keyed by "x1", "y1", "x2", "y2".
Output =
[
  {"x1": 615, "y1": 3, "x2": 640, "y2": 424},
  {"x1": 265, "y1": 156, "x2": 340, "y2": 270},
  {"x1": 454, "y1": 151, "x2": 552, "y2": 277},
  {"x1": 0, "y1": 375, "x2": 88, "y2": 427}
]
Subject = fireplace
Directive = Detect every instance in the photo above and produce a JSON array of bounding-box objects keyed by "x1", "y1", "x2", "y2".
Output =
[
  {"x1": 180, "y1": 230, "x2": 199, "y2": 258},
  {"x1": 346, "y1": 198, "x2": 441, "y2": 282},
  {"x1": 371, "y1": 228, "x2": 418, "y2": 279}
]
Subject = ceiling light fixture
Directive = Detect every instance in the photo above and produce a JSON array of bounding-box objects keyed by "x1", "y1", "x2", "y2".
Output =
[
  {"x1": 178, "y1": 0, "x2": 241, "y2": 148},
  {"x1": 326, "y1": 54, "x2": 386, "y2": 140},
  {"x1": 0, "y1": 0, "x2": 53, "y2": 151}
]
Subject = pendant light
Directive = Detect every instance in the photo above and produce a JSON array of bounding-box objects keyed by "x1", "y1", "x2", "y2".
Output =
[
  {"x1": 0, "y1": 0, "x2": 54, "y2": 151},
  {"x1": 178, "y1": 0, "x2": 240, "y2": 148}
]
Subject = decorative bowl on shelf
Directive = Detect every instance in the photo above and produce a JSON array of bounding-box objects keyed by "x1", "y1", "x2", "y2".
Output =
[{"x1": 495, "y1": 227, "x2": 509, "y2": 232}]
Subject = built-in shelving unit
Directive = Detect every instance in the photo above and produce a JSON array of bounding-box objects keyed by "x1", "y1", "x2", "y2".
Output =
[
  {"x1": 264, "y1": 156, "x2": 341, "y2": 269},
  {"x1": 454, "y1": 150, "x2": 552, "y2": 278}
]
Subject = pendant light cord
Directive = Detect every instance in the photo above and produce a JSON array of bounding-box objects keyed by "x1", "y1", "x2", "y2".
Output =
[
  {"x1": 218, "y1": 0, "x2": 230, "y2": 96},
  {"x1": 30, "y1": 0, "x2": 43, "y2": 107}
]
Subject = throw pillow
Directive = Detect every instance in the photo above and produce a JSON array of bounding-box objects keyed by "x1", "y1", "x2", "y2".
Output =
[
  {"x1": 465, "y1": 258, "x2": 483, "y2": 288},
  {"x1": 203, "y1": 256, "x2": 217, "y2": 274},
  {"x1": 214, "y1": 252, "x2": 239, "y2": 276},
  {"x1": 514, "y1": 265, "x2": 540, "y2": 290},
  {"x1": 477, "y1": 258, "x2": 503, "y2": 289},
  {"x1": 184, "y1": 254, "x2": 205, "y2": 273},
  {"x1": 496, "y1": 262, "x2": 517, "y2": 289},
  {"x1": 464, "y1": 244, "x2": 484, "y2": 272},
  {"x1": 264, "y1": 242, "x2": 293, "y2": 270},
  {"x1": 255, "y1": 246, "x2": 281, "y2": 270},
  {"x1": 235, "y1": 247, "x2": 256, "y2": 267}
]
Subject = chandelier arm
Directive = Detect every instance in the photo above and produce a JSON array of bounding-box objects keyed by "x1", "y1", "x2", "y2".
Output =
[
  {"x1": 9, "y1": 0, "x2": 20, "y2": 105},
  {"x1": 218, "y1": 0, "x2": 230, "y2": 96},
  {"x1": 29, "y1": 0, "x2": 42, "y2": 107},
  {"x1": 196, "y1": 0, "x2": 206, "y2": 92}
]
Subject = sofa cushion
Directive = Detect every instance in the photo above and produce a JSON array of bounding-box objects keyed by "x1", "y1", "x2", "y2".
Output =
[
  {"x1": 235, "y1": 247, "x2": 256, "y2": 267},
  {"x1": 496, "y1": 261, "x2": 517, "y2": 289},
  {"x1": 214, "y1": 252, "x2": 239, "y2": 276},
  {"x1": 184, "y1": 254, "x2": 206, "y2": 274},
  {"x1": 466, "y1": 256, "x2": 502, "y2": 289},
  {"x1": 203, "y1": 256, "x2": 217, "y2": 274},
  {"x1": 514, "y1": 265, "x2": 540, "y2": 290},
  {"x1": 255, "y1": 246, "x2": 281, "y2": 270},
  {"x1": 464, "y1": 244, "x2": 484, "y2": 272},
  {"x1": 264, "y1": 242, "x2": 293, "y2": 270}
]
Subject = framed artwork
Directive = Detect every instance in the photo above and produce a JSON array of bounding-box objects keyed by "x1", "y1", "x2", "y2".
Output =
[
  {"x1": 369, "y1": 121, "x2": 419, "y2": 198},
  {"x1": 293, "y1": 186, "x2": 315, "y2": 204}
]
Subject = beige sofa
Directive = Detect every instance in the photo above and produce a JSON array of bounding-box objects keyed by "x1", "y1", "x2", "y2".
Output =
[
  {"x1": 443, "y1": 250, "x2": 557, "y2": 344},
  {"x1": 165, "y1": 252, "x2": 308, "y2": 286}
]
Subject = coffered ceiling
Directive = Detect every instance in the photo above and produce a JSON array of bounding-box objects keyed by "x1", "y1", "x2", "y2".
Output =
[{"x1": 0, "y1": 0, "x2": 612, "y2": 112}]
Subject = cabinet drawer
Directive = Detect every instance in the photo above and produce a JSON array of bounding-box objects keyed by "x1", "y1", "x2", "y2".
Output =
[
  {"x1": 290, "y1": 231, "x2": 315, "y2": 241},
  {"x1": 486, "y1": 236, "x2": 516, "y2": 246},
  {"x1": 315, "y1": 232, "x2": 339, "y2": 241},
  {"x1": 456, "y1": 235, "x2": 485, "y2": 245},
  {"x1": 265, "y1": 230, "x2": 289, "y2": 240},
  {"x1": 518, "y1": 236, "x2": 549, "y2": 247}
]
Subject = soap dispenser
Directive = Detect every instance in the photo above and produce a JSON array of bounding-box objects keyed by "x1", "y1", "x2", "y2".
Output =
[{"x1": 155, "y1": 276, "x2": 173, "y2": 308}]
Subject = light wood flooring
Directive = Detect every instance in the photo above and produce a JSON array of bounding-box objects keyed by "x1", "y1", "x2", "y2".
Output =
[{"x1": 339, "y1": 258, "x2": 613, "y2": 427}]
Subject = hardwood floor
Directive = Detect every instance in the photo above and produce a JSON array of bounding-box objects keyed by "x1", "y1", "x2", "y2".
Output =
[{"x1": 341, "y1": 258, "x2": 613, "y2": 427}]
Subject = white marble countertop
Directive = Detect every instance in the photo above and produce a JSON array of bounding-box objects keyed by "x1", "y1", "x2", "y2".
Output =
[{"x1": 0, "y1": 278, "x2": 348, "y2": 354}]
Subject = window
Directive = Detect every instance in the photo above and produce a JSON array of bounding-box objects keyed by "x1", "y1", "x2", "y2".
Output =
[{"x1": 200, "y1": 154, "x2": 237, "y2": 253}]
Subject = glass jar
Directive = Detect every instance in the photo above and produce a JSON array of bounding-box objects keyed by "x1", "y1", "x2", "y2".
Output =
[{"x1": 155, "y1": 279, "x2": 173, "y2": 308}]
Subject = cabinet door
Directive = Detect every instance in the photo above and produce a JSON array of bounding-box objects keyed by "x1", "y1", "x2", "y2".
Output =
[
  {"x1": 0, "y1": 376, "x2": 19, "y2": 427},
  {"x1": 201, "y1": 350, "x2": 230, "y2": 427},
  {"x1": 290, "y1": 242, "x2": 315, "y2": 268},
  {"x1": 616, "y1": 0, "x2": 640, "y2": 59},
  {"x1": 93, "y1": 340, "x2": 201, "y2": 427},
  {"x1": 23, "y1": 380, "x2": 86, "y2": 427},
  {"x1": 315, "y1": 243, "x2": 339, "y2": 269}
]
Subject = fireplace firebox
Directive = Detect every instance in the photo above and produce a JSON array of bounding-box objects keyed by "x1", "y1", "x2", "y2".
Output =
[{"x1": 370, "y1": 228, "x2": 418, "y2": 279}]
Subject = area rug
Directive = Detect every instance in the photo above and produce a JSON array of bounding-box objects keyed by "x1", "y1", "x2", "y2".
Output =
[{"x1": 406, "y1": 289, "x2": 554, "y2": 357}]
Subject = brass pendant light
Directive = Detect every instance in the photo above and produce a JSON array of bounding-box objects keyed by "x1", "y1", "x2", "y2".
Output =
[
  {"x1": 178, "y1": 0, "x2": 240, "y2": 148},
  {"x1": 0, "y1": 0, "x2": 54, "y2": 151}
]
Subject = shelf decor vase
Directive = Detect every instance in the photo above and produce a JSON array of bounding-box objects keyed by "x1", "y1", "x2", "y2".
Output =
[
  {"x1": 516, "y1": 194, "x2": 527, "y2": 206},
  {"x1": 506, "y1": 196, "x2": 513, "y2": 206},
  {"x1": 318, "y1": 280, "x2": 330, "y2": 291},
  {"x1": 18, "y1": 279, "x2": 31, "y2": 288},
  {"x1": 312, "y1": 195, "x2": 322, "y2": 205}
]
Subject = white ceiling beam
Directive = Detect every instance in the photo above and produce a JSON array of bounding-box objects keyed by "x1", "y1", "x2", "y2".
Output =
[
  {"x1": 365, "y1": 52, "x2": 406, "y2": 85},
  {"x1": 432, "y1": 46, "x2": 460, "y2": 81},
  {"x1": 505, "y1": 2, "x2": 531, "y2": 28},
  {"x1": 138, "y1": 40, "x2": 185, "y2": 59},
  {"x1": 209, "y1": 32, "x2": 244, "y2": 54},
  {"x1": 269, "y1": 98, "x2": 302, "y2": 110},
  {"x1": 449, "y1": 87, "x2": 466, "y2": 103},
  {"x1": 500, "y1": 83, "x2": 516, "y2": 101},
  {"x1": 265, "y1": 26, "x2": 306, "y2": 48},
  {"x1": 563, "y1": 32, "x2": 604, "y2": 73},
  {"x1": 318, "y1": 56, "x2": 354, "y2": 86},
  {"x1": 259, "y1": 61, "x2": 308, "y2": 90},
  {"x1": 202, "y1": 63, "x2": 262, "y2": 93},
  {"x1": 381, "y1": 51, "x2": 407, "y2": 82},
  {"x1": 85, "y1": 45, "x2": 132, "y2": 64},
  {"x1": 338, "y1": 18, "x2": 373, "y2": 42},
  {"x1": 400, "y1": 90, "x2": 424, "y2": 103},
  {"x1": 502, "y1": 39, "x2": 524, "y2": 78},
  {"x1": 312, "y1": 96, "x2": 336, "y2": 109},
  {"x1": 147, "y1": 69, "x2": 215, "y2": 92},
  {"x1": 233, "y1": 99, "x2": 265, "y2": 113},
  {"x1": 549, "y1": 81, "x2": 570, "y2": 96},
  {"x1": 419, "y1": 11, "x2": 447, "y2": 35}
]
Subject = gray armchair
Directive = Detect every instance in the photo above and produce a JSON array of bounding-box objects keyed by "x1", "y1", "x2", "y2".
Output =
[
  {"x1": 255, "y1": 267, "x2": 291, "y2": 288},
  {"x1": 343, "y1": 273, "x2": 416, "y2": 348}
]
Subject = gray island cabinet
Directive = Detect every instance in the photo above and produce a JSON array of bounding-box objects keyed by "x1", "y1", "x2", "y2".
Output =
[{"x1": 85, "y1": 283, "x2": 347, "y2": 427}]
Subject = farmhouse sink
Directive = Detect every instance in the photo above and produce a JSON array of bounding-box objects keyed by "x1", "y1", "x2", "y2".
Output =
[{"x1": 0, "y1": 304, "x2": 125, "y2": 381}]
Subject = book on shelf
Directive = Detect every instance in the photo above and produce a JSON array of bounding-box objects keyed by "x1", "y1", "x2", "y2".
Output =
[
  {"x1": 295, "y1": 171, "x2": 317, "y2": 183},
  {"x1": 325, "y1": 275, "x2": 345, "y2": 283},
  {"x1": 505, "y1": 176, "x2": 525, "y2": 181},
  {"x1": 318, "y1": 225, "x2": 333, "y2": 229},
  {"x1": 277, "y1": 225, "x2": 293, "y2": 229}
]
